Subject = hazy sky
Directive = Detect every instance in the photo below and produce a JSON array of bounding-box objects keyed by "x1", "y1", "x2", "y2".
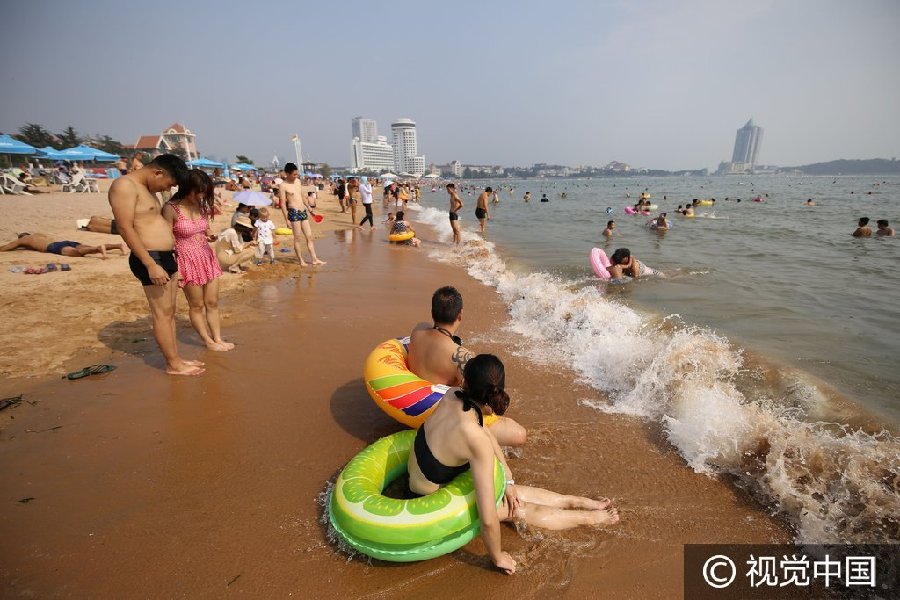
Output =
[{"x1": 2, "y1": 0, "x2": 898, "y2": 170}]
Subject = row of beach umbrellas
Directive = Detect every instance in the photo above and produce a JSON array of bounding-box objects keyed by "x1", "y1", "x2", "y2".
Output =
[{"x1": 0, "y1": 134, "x2": 120, "y2": 162}]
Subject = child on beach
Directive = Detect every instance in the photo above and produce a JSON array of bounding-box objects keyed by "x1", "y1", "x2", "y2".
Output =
[
  {"x1": 390, "y1": 211, "x2": 420, "y2": 247},
  {"x1": 254, "y1": 207, "x2": 276, "y2": 265},
  {"x1": 382, "y1": 212, "x2": 395, "y2": 231},
  {"x1": 163, "y1": 169, "x2": 234, "y2": 352}
]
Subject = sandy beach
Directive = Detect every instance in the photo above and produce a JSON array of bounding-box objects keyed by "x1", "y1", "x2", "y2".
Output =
[
  {"x1": 0, "y1": 185, "x2": 791, "y2": 598},
  {"x1": 0, "y1": 181, "x2": 351, "y2": 384}
]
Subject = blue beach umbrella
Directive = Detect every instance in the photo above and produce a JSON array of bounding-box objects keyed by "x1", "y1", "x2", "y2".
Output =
[
  {"x1": 0, "y1": 134, "x2": 37, "y2": 155},
  {"x1": 37, "y1": 147, "x2": 68, "y2": 161},
  {"x1": 55, "y1": 146, "x2": 100, "y2": 161},
  {"x1": 188, "y1": 157, "x2": 226, "y2": 169}
]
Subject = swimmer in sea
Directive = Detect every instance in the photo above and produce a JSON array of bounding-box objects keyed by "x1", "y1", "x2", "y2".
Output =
[
  {"x1": 876, "y1": 219, "x2": 895, "y2": 236},
  {"x1": 523, "y1": 191, "x2": 531, "y2": 203},
  {"x1": 804, "y1": 199, "x2": 816, "y2": 206},
  {"x1": 607, "y1": 248, "x2": 653, "y2": 279},
  {"x1": 852, "y1": 217, "x2": 872, "y2": 238},
  {"x1": 651, "y1": 213, "x2": 669, "y2": 230},
  {"x1": 683, "y1": 205, "x2": 694, "y2": 216},
  {"x1": 603, "y1": 220, "x2": 615, "y2": 237}
]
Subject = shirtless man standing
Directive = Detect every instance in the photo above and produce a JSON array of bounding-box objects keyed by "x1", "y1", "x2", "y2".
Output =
[
  {"x1": 108, "y1": 154, "x2": 204, "y2": 376},
  {"x1": 408, "y1": 286, "x2": 527, "y2": 447},
  {"x1": 278, "y1": 162, "x2": 325, "y2": 266},
  {"x1": 446, "y1": 183, "x2": 463, "y2": 245},
  {"x1": 475, "y1": 187, "x2": 492, "y2": 233}
]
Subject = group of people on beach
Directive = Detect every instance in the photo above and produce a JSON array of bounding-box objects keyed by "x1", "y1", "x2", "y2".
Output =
[
  {"x1": 102, "y1": 155, "x2": 333, "y2": 375},
  {"x1": 403, "y1": 286, "x2": 619, "y2": 574}
]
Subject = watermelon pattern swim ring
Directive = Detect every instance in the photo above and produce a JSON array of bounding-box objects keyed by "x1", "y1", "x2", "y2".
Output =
[{"x1": 328, "y1": 430, "x2": 507, "y2": 562}]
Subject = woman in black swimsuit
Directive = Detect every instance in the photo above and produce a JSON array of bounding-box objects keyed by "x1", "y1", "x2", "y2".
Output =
[{"x1": 407, "y1": 354, "x2": 619, "y2": 575}]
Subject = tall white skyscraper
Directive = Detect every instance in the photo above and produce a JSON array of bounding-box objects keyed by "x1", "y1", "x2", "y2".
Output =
[
  {"x1": 352, "y1": 117, "x2": 378, "y2": 144},
  {"x1": 391, "y1": 118, "x2": 425, "y2": 176},
  {"x1": 731, "y1": 118, "x2": 763, "y2": 171}
]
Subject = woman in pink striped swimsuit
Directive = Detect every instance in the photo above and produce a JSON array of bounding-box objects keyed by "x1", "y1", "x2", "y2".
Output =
[{"x1": 163, "y1": 170, "x2": 234, "y2": 351}]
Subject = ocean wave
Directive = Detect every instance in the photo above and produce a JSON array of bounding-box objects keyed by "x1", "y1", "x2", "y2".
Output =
[{"x1": 413, "y1": 205, "x2": 900, "y2": 544}]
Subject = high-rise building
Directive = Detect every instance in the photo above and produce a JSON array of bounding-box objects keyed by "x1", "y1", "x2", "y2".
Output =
[
  {"x1": 731, "y1": 118, "x2": 763, "y2": 172},
  {"x1": 352, "y1": 117, "x2": 378, "y2": 144},
  {"x1": 391, "y1": 118, "x2": 426, "y2": 176},
  {"x1": 351, "y1": 135, "x2": 395, "y2": 172},
  {"x1": 450, "y1": 160, "x2": 462, "y2": 178}
]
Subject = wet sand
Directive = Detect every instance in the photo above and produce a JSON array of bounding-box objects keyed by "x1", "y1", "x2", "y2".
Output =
[{"x1": 0, "y1": 219, "x2": 791, "y2": 598}]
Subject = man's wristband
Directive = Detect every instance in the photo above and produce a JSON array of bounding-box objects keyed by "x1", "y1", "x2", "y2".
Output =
[{"x1": 506, "y1": 479, "x2": 515, "y2": 486}]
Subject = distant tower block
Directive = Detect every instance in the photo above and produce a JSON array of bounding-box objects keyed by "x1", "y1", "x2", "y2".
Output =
[{"x1": 731, "y1": 118, "x2": 763, "y2": 172}]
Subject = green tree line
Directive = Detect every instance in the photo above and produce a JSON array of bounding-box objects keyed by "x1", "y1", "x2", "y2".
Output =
[{"x1": 11, "y1": 123, "x2": 127, "y2": 156}]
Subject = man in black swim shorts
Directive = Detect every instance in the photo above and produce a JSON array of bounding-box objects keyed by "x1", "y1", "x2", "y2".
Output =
[
  {"x1": 446, "y1": 183, "x2": 463, "y2": 245},
  {"x1": 109, "y1": 154, "x2": 205, "y2": 376},
  {"x1": 128, "y1": 250, "x2": 178, "y2": 285},
  {"x1": 475, "y1": 187, "x2": 491, "y2": 233}
]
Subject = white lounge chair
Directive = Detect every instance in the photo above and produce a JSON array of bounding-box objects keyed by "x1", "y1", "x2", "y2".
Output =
[
  {"x1": 0, "y1": 173, "x2": 32, "y2": 195},
  {"x1": 62, "y1": 172, "x2": 88, "y2": 192}
]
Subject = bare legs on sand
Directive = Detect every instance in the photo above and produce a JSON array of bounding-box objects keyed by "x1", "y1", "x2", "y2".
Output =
[
  {"x1": 182, "y1": 278, "x2": 234, "y2": 351},
  {"x1": 142, "y1": 279, "x2": 205, "y2": 375},
  {"x1": 290, "y1": 219, "x2": 325, "y2": 266},
  {"x1": 500, "y1": 486, "x2": 619, "y2": 530}
]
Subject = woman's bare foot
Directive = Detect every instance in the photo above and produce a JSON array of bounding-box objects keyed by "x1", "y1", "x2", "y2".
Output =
[
  {"x1": 588, "y1": 507, "x2": 619, "y2": 525},
  {"x1": 184, "y1": 359, "x2": 206, "y2": 367},
  {"x1": 208, "y1": 340, "x2": 235, "y2": 351},
  {"x1": 166, "y1": 361, "x2": 205, "y2": 376},
  {"x1": 312, "y1": 259, "x2": 326, "y2": 265},
  {"x1": 299, "y1": 261, "x2": 309, "y2": 267},
  {"x1": 99, "y1": 244, "x2": 108, "y2": 259},
  {"x1": 572, "y1": 497, "x2": 613, "y2": 510}
]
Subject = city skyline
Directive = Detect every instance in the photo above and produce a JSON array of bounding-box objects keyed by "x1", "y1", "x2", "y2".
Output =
[{"x1": 1, "y1": 1, "x2": 898, "y2": 170}]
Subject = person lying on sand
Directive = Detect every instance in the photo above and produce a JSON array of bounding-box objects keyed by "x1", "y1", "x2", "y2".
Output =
[
  {"x1": 0, "y1": 233, "x2": 126, "y2": 258},
  {"x1": 80, "y1": 216, "x2": 119, "y2": 235}
]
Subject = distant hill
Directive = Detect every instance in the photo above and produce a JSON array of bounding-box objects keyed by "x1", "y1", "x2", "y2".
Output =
[{"x1": 790, "y1": 158, "x2": 900, "y2": 175}]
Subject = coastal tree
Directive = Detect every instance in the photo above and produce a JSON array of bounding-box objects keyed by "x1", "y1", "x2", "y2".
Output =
[
  {"x1": 320, "y1": 163, "x2": 331, "y2": 179},
  {"x1": 90, "y1": 135, "x2": 126, "y2": 156},
  {"x1": 235, "y1": 154, "x2": 254, "y2": 164},
  {"x1": 56, "y1": 126, "x2": 81, "y2": 149},
  {"x1": 15, "y1": 123, "x2": 57, "y2": 149}
]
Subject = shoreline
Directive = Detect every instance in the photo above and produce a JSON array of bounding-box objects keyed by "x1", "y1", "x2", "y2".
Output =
[{"x1": 0, "y1": 201, "x2": 793, "y2": 597}]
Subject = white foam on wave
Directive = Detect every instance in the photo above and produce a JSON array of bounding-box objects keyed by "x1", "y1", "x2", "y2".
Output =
[{"x1": 413, "y1": 205, "x2": 900, "y2": 544}]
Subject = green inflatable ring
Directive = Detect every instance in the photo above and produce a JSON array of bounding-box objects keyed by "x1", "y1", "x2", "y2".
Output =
[{"x1": 328, "y1": 430, "x2": 507, "y2": 562}]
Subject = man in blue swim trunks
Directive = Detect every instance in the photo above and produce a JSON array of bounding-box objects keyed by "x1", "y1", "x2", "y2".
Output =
[
  {"x1": 1, "y1": 233, "x2": 125, "y2": 258},
  {"x1": 278, "y1": 162, "x2": 325, "y2": 266}
]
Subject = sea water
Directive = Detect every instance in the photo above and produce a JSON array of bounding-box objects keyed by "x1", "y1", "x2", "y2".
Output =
[{"x1": 409, "y1": 175, "x2": 900, "y2": 544}]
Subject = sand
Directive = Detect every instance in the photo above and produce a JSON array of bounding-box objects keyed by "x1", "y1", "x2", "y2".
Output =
[
  {"x1": 0, "y1": 180, "x2": 353, "y2": 385},
  {"x1": 0, "y1": 183, "x2": 791, "y2": 598}
]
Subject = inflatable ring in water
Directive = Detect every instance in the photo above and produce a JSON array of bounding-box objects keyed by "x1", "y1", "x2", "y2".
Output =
[
  {"x1": 275, "y1": 227, "x2": 293, "y2": 236},
  {"x1": 696, "y1": 200, "x2": 715, "y2": 206},
  {"x1": 364, "y1": 337, "x2": 497, "y2": 429},
  {"x1": 389, "y1": 230, "x2": 415, "y2": 243},
  {"x1": 328, "y1": 430, "x2": 507, "y2": 562},
  {"x1": 590, "y1": 247, "x2": 612, "y2": 281}
]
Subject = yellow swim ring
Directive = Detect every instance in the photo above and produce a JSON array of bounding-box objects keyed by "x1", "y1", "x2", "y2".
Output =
[{"x1": 389, "y1": 230, "x2": 415, "y2": 243}]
